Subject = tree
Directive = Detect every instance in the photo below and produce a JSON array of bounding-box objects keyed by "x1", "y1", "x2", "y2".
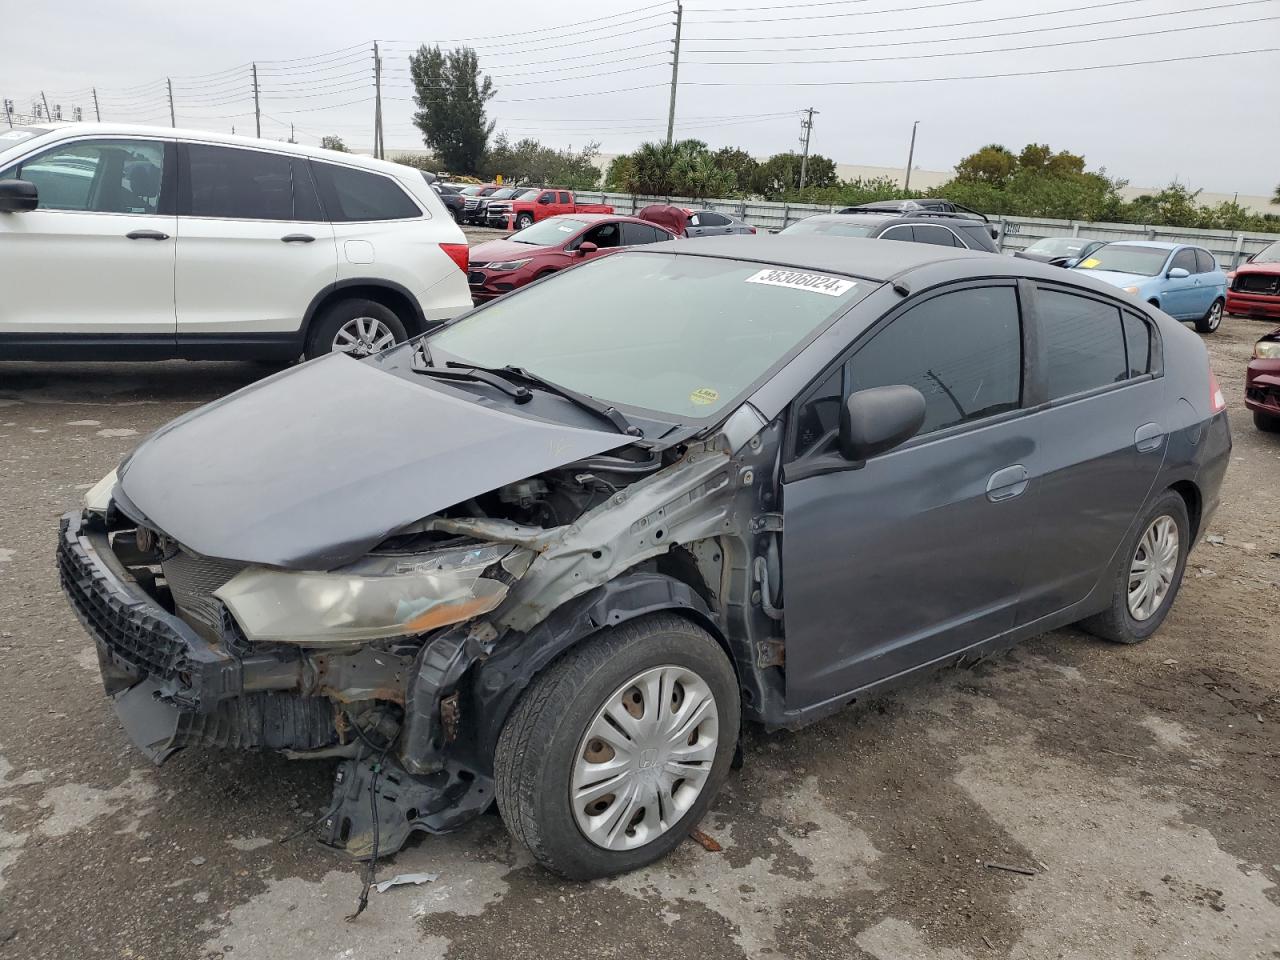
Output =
[
  {"x1": 753, "y1": 152, "x2": 837, "y2": 198},
  {"x1": 481, "y1": 134, "x2": 600, "y2": 189},
  {"x1": 319, "y1": 135, "x2": 348, "y2": 153},
  {"x1": 1274, "y1": 183, "x2": 1280, "y2": 205},
  {"x1": 954, "y1": 144, "x2": 1017, "y2": 185},
  {"x1": 409, "y1": 45, "x2": 495, "y2": 174},
  {"x1": 710, "y1": 147, "x2": 759, "y2": 195}
]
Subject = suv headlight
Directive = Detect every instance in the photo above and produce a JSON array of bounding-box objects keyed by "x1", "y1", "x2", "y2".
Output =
[
  {"x1": 487, "y1": 259, "x2": 531, "y2": 272},
  {"x1": 1255, "y1": 340, "x2": 1280, "y2": 359},
  {"x1": 215, "y1": 542, "x2": 527, "y2": 645}
]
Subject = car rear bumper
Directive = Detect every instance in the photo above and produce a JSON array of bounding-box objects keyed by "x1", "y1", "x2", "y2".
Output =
[
  {"x1": 1226, "y1": 290, "x2": 1280, "y2": 318},
  {"x1": 1245, "y1": 358, "x2": 1280, "y2": 416}
]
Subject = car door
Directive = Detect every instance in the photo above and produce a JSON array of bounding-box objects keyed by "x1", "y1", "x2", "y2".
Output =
[
  {"x1": 1194, "y1": 248, "x2": 1225, "y2": 311},
  {"x1": 174, "y1": 143, "x2": 337, "y2": 339},
  {"x1": 0, "y1": 136, "x2": 176, "y2": 339},
  {"x1": 780, "y1": 282, "x2": 1038, "y2": 707},
  {"x1": 1159, "y1": 247, "x2": 1199, "y2": 319},
  {"x1": 555, "y1": 191, "x2": 573, "y2": 217},
  {"x1": 689, "y1": 211, "x2": 734, "y2": 237},
  {"x1": 1015, "y1": 283, "x2": 1167, "y2": 623}
]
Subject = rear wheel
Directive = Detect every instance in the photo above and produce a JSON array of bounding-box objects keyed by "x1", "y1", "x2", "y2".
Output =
[
  {"x1": 494, "y1": 613, "x2": 739, "y2": 879},
  {"x1": 1079, "y1": 490, "x2": 1190, "y2": 644},
  {"x1": 1195, "y1": 298, "x2": 1224, "y2": 334},
  {"x1": 1255, "y1": 409, "x2": 1280, "y2": 432},
  {"x1": 515, "y1": 213, "x2": 534, "y2": 230},
  {"x1": 305, "y1": 298, "x2": 407, "y2": 360}
]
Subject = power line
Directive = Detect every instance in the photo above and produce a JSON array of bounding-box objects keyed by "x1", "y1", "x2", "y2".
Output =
[
  {"x1": 683, "y1": 15, "x2": 1271, "y2": 65},
  {"x1": 686, "y1": 0, "x2": 991, "y2": 24},
  {"x1": 379, "y1": 18, "x2": 673, "y2": 57},
  {"x1": 681, "y1": 46, "x2": 1278, "y2": 86}
]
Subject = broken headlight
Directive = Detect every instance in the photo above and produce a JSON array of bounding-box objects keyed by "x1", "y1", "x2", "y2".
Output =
[
  {"x1": 83, "y1": 468, "x2": 118, "y2": 514},
  {"x1": 215, "y1": 542, "x2": 524, "y2": 645}
]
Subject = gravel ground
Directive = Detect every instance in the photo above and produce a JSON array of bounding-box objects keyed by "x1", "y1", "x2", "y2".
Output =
[{"x1": 0, "y1": 312, "x2": 1276, "y2": 960}]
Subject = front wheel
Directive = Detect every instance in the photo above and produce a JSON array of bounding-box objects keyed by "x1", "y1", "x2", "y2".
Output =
[
  {"x1": 1079, "y1": 490, "x2": 1190, "y2": 644},
  {"x1": 494, "y1": 613, "x2": 739, "y2": 879},
  {"x1": 515, "y1": 213, "x2": 534, "y2": 230},
  {"x1": 1195, "y1": 298, "x2": 1224, "y2": 334}
]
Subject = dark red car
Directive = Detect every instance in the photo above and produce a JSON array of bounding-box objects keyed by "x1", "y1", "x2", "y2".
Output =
[
  {"x1": 1246, "y1": 325, "x2": 1280, "y2": 432},
  {"x1": 1227, "y1": 239, "x2": 1280, "y2": 320},
  {"x1": 467, "y1": 213, "x2": 677, "y2": 302}
]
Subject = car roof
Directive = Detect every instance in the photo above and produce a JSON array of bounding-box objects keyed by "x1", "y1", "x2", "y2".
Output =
[
  {"x1": 1105, "y1": 240, "x2": 1181, "y2": 251},
  {"x1": 17, "y1": 121, "x2": 416, "y2": 179}
]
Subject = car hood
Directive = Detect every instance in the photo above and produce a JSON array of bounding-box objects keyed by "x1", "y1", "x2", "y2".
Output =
[
  {"x1": 1237, "y1": 261, "x2": 1280, "y2": 276},
  {"x1": 470, "y1": 238, "x2": 556, "y2": 262},
  {"x1": 116, "y1": 355, "x2": 622, "y2": 570},
  {"x1": 1074, "y1": 269, "x2": 1150, "y2": 288}
]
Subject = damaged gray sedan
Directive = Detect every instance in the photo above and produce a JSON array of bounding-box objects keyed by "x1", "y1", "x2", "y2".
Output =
[{"x1": 61, "y1": 236, "x2": 1229, "y2": 878}]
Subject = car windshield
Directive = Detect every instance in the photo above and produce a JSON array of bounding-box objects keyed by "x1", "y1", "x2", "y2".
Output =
[
  {"x1": 1252, "y1": 240, "x2": 1280, "y2": 264},
  {"x1": 428, "y1": 251, "x2": 865, "y2": 419},
  {"x1": 0, "y1": 126, "x2": 50, "y2": 163},
  {"x1": 489, "y1": 188, "x2": 521, "y2": 199},
  {"x1": 1024, "y1": 237, "x2": 1094, "y2": 256},
  {"x1": 458, "y1": 186, "x2": 483, "y2": 195},
  {"x1": 516, "y1": 188, "x2": 540, "y2": 199},
  {"x1": 507, "y1": 217, "x2": 588, "y2": 245},
  {"x1": 781, "y1": 218, "x2": 877, "y2": 238},
  {"x1": 1076, "y1": 244, "x2": 1170, "y2": 276}
]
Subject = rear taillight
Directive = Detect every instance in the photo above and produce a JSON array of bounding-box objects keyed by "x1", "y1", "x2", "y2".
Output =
[
  {"x1": 1208, "y1": 367, "x2": 1226, "y2": 414},
  {"x1": 440, "y1": 243, "x2": 468, "y2": 274}
]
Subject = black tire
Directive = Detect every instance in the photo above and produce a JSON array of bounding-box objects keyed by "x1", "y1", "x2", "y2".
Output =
[
  {"x1": 494, "y1": 613, "x2": 740, "y2": 880},
  {"x1": 1255, "y1": 409, "x2": 1280, "y2": 433},
  {"x1": 1079, "y1": 490, "x2": 1190, "y2": 644},
  {"x1": 1195, "y1": 298, "x2": 1224, "y2": 334},
  {"x1": 449, "y1": 206, "x2": 461, "y2": 223},
  {"x1": 304, "y1": 298, "x2": 408, "y2": 361},
  {"x1": 515, "y1": 213, "x2": 534, "y2": 230}
]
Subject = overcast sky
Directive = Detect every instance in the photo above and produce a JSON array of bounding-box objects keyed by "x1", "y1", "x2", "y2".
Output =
[{"x1": 4, "y1": 0, "x2": 1277, "y2": 195}]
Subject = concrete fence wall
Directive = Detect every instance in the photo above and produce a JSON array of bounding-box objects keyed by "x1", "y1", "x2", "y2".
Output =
[{"x1": 577, "y1": 192, "x2": 1280, "y2": 268}]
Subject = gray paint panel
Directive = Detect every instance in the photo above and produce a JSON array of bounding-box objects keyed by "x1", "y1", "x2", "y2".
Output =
[{"x1": 118, "y1": 355, "x2": 622, "y2": 569}]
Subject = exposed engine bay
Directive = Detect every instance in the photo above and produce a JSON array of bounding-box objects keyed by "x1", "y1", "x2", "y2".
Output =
[{"x1": 61, "y1": 404, "x2": 786, "y2": 860}]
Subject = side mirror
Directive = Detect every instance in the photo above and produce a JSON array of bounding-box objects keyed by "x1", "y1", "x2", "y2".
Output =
[
  {"x1": 576, "y1": 241, "x2": 598, "y2": 256},
  {"x1": 0, "y1": 179, "x2": 37, "y2": 213},
  {"x1": 1167, "y1": 267, "x2": 1190, "y2": 279},
  {"x1": 839, "y1": 385, "x2": 926, "y2": 463}
]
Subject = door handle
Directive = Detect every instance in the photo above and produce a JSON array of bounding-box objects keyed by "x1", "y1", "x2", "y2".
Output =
[
  {"x1": 281, "y1": 233, "x2": 316, "y2": 243},
  {"x1": 1134, "y1": 422, "x2": 1165, "y2": 453},
  {"x1": 125, "y1": 229, "x2": 169, "y2": 240},
  {"x1": 986, "y1": 464, "x2": 1028, "y2": 503}
]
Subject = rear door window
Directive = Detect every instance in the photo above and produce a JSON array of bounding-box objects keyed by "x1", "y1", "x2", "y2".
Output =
[
  {"x1": 912, "y1": 224, "x2": 961, "y2": 247},
  {"x1": 698, "y1": 211, "x2": 731, "y2": 226},
  {"x1": 311, "y1": 161, "x2": 421, "y2": 222},
  {"x1": 1037, "y1": 287, "x2": 1128, "y2": 399},
  {"x1": 878, "y1": 225, "x2": 915, "y2": 243},
  {"x1": 186, "y1": 144, "x2": 296, "y2": 220},
  {"x1": 1122, "y1": 313, "x2": 1153, "y2": 377},
  {"x1": 558, "y1": 191, "x2": 571, "y2": 204},
  {"x1": 621, "y1": 222, "x2": 667, "y2": 245},
  {"x1": 1194, "y1": 248, "x2": 1217, "y2": 273}
]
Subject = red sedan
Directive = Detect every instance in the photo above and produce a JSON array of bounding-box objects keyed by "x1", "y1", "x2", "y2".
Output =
[
  {"x1": 1246, "y1": 325, "x2": 1280, "y2": 432},
  {"x1": 1227, "y1": 240, "x2": 1280, "y2": 320},
  {"x1": 468, "y1": 214, "x2": 677, "y2": 303}
]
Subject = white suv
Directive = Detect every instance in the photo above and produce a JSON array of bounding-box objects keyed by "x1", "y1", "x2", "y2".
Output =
[{"x1": 0, "y1": 123, "x2": 472, "y2": 361}]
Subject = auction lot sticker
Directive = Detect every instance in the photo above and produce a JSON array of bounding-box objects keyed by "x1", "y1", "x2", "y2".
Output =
[{"x1": 746, "y1": 268, "x2": 855, "y2": 297}]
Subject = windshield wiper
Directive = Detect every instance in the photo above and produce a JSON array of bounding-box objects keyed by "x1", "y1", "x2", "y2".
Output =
[
  {"x1": 410, "y1": 351, "x2": 532, "y2": 404},
  {"x1": 449, "y1": 362, "x2": 644, "y2": 437}
]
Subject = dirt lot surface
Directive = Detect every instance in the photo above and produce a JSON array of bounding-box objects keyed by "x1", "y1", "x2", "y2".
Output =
[{"x1": 0, "y1": 313, "x2": 1276, "y2": 960}]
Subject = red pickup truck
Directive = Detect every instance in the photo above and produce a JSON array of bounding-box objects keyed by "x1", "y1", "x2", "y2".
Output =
[{"x1": 485, "y1": 189, "x2": 613, "y2": 230}]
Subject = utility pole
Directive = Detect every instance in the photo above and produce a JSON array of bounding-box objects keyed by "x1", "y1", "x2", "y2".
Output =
[
  {"x1": 798, "y1": 107, "x2": 818, "y2": 195},
  {"x1": 252, "y1": 63, "x2": 261, "y2": 138},
  {"x1": 373, "y1": 42, "x2": 384, "y2": 159},
  {"x1": 167, "y1": 77, "x2": 176, "y2": 127},
  {"x1": 903, "y1": 120, "x2": 919, "y2": 191},
  {"x1": 3, "y1": 101, "x2": 11, "y2": 129},
  {"x1": 666, "y1": 1, "x2": 683, "y2": 145},
  {"x1": 92, "y1": 87, "x2": 101, "y2": 121},
  {"x1": 40, "y1": 91, "x2": 51, "y2": 122},
  {"x1": 290, "y1": 122, "x2": 296, "y2": 143}
]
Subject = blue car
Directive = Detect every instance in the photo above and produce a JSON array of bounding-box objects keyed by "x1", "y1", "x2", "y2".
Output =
[{"x1": 1071, "y1": 241, "x2": 1227, "y2": 334}]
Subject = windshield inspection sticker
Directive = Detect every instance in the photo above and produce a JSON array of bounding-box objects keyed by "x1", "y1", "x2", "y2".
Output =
[
  {"x1": 1079, "y1": 257, "x2": 1101, "y2": 269},
  {"x1": 745, "y1": 268, "x2": 855, "y2": 297},
  {"x1": 689, "y1": 387, "x2": 720, "y2": 406}
]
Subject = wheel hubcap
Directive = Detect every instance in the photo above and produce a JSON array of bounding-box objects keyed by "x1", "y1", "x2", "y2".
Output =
[
  {"x1": 1209, "y1": 303, "x2": 1222, "y2": 329},
  {"x1": 1128, "y1": 515, "x2": 1179, "y2": 621},
  {"x1": 333, "y1": 316, "x2": 396, "y2": 357},
  {"x1": 571, "y1": 665, "x2": 719, "y2": 851}
]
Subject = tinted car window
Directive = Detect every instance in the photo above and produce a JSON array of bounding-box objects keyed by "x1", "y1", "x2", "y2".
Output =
[
  {"x1": 957, "y1": 224, "x2": 994, "y2": 250},
  {"x1": 1038, "y1": 288, "x2": 1128, "y2": 399},
  {"x1": 912, "y1": 224, "x2": 961, "y2": 247},
  {"x1": 2, "y1": 138, "x2": 165, "y2": 214},
  {"x1": 878, "y1": 225, "x2": 915, "y2": 243},
  {"x1": 187, "y1": 144, "x2": 294, "y2": 220},
  {"x1": 558, "y1": 191, "x2": 571, "y2": 204},
  {"x1": 699, "y1": 211, "x2": 730, "y2": 226},
  {"x1": 1169, "y1": 248, "x2": 1197, "y2": 273},
  {"x1": 1122, "y1": 313, "x2": 1152, "y2": 377},
  {"x1": 621, "y1": 222, "x2": 667, "y2": 245},
  {"x1": 847, "y1": 286, "x2": 1022, "y2": 435},
  {"x1": 312, "y1": 162, "x2": 420, "y2": 221},
  {"x1": 1194, "y1": 248, "x2": 1217, "y2": 273}
]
